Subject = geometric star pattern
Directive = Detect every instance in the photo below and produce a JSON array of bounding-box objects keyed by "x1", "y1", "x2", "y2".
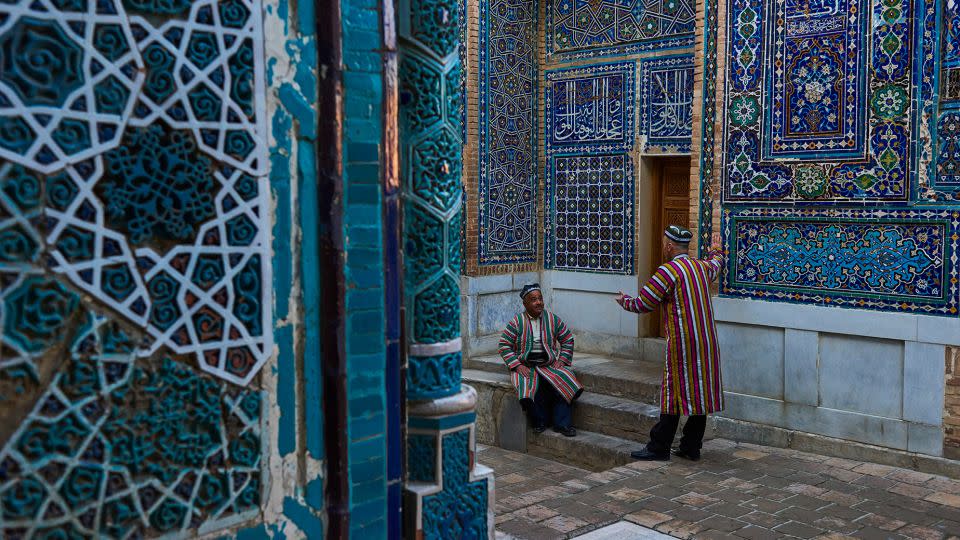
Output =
[
  {"x1": 0, "y1": 0, "x2": 270, "y2": 386},
  {"x1": 546, "y1": 0, "x2": 696, "y2": 60},
  {"x1": 478, "y1": 0, "x2": 537, "y2": 264},
  {"x1": 0, "y1": 0, "x2": 268, "y2": 535}
]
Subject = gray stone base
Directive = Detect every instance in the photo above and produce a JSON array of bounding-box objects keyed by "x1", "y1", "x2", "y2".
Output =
[{"x1": 712, "y1": 416, "x2": 960, "y2": 480}]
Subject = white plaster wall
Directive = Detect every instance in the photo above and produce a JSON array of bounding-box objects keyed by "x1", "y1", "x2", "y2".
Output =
[
  {"x1": 461, "y1": 271, "x2": 660, "y2": 359},
  {"x1": 461, "y1": 273, "x2": 538, "y2": 357},
  {"x1": 542, "y1": 271, "x2": 642, "y2": 358},
  {"x1": 714, "y1": 297, "x2": 950, "y2": 457}
]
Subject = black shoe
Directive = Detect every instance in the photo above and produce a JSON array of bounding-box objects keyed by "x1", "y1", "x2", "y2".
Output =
[
  {"x1": 630, "y1": 448, "x2": 669, "y2": 461},
  {"x1": 553, "y1": 426, "x2": 576, "y2": 437},
  {"x1": 672, "y1": 448, "x2": 701, "y2": 461},
  {"x1": 533, "y1": 425, "x2": 547, "y2": 434}
]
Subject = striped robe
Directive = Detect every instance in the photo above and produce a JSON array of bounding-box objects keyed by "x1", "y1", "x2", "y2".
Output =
[
  {"x1": 497, "y1": 311, "x2": 583, "y2": 403},
  {"x1": 621, "y1": 251, "x2": 724, "y2": 415}
]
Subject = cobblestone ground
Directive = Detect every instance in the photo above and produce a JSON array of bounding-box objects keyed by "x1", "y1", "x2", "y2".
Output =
[{"x1": 480, "y1": 440, "x2": 960, "y2": 540}]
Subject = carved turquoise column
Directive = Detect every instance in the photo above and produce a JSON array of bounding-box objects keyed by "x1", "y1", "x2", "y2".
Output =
[{"x1": 398, "y1": 0, "x2": 494, "y2": 537}]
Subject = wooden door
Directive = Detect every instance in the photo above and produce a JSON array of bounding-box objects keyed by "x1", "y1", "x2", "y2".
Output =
[{"x1": 652, "y1": 158, "x2": 691, "y2": 337}]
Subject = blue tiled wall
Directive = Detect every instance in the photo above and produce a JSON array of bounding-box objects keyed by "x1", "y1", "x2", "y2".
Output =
[{"x1": 341, "y1": 0, "x2": 388, "y2": 535}]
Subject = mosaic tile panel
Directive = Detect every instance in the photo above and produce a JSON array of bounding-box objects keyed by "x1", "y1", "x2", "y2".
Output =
[
  {"x1": 763, "y1": 0, "x2": 869, "y2": 160},
  {"x1": 698, "y1": 0, "x2": 960, "y2": 314},
  {"x1": 638, "y1": 55, "x2": 694, "y2": 153},
  {"x1": 544, "y1": 61, "x2": 636, "y2": 155},
  {"x1": 421, "y1": 429, "x2": 488, "y2": 539},
  {"x1": 0, "y1": 0, "x2": 268, "y2": 533},
  {"x1": 943, "y1": 0, "x2": 960, "y2": 103},
  {"x1": 546, "y1": 154, "x2": 634, "y2": 274},
  {"x1": 933, "y1": 0, "x2": 960, "y2": 191},
  {"x1": 546, "y1": 0, "x2": 696, "y2": 60},
  {"x1": 939, "y1": 112, "x2": 960, "y2": 184},
  {"x1": 720, "y1": 0, "x2": 924, "y2": 202},
  {"x1": 478, "y1": 0, "x2": 537, "y2": 265},
  {"x1": 0, "y1": 0, "x2": 270, "y2": 386},
  {"x1": 0, "y1": 309, "x2": 263, "y2": 538},
  {"x1": 722, "y1": 207, "x2": 959, "y2": 315}
]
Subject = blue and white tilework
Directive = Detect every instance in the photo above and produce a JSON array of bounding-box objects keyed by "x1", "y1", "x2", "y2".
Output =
[
  {"x1": 0, "y1": 0, "x2": 270, "y2": 535},
  {"x1": 478, "y1": 0, "x2": 537, "y2": 265},
  {"x1": 546, "y1": 0, "x2": 696, "y2": 60},
  {"x1": 942, "y1": 0, "x2": 959, "y2": 104},
  {"x1": 723, "y1": 207, "x2": 959, "y2": 315},
  {"x1": 545, "y1": 61, "x2": 636, "y2": 155},
  {"x1": 638, "y1": 55, "x2": 694, "y2": 153},
  {"x1": 719, "y1": 0, "x2": 927, "y2": 202},
  {"x1": 0, "y1": 0, "x2": 271, "y2": 385},
  {"x1": 697, "y1": 0, "x2": 960, "y2": 315},
  {"x1": 934, "y1": 0, "x2": 960, "y2": 189},
  {"x1": 545, "y1": 154, "x2": 634, "y2": 274}
]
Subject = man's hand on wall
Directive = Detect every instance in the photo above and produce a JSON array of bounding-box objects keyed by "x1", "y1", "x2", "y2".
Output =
[{"x1": 614, "y1": 291, "x2": 626, "y2": 307}]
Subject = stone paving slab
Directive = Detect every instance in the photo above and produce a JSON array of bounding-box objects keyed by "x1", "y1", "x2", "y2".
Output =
[
  {"x1": 573, "y1": 521, "x2": 675, "y2": 539},
  {"x1": 479, "y1": 440, "x2": 960, "y2": 539}
]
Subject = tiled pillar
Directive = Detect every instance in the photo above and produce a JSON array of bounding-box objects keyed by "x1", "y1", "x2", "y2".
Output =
[{"x1": 398, "y1": 0, "x2": 494, "y2": 537}]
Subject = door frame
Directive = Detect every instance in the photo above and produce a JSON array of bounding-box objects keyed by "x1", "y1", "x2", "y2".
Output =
[{"x1": 648, "y1": 156, "x2": 692, "y2": 338}]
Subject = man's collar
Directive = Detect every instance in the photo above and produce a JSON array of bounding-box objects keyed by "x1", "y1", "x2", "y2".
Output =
[{"x1": 672, "y1": 253, "x2": 690, "y2": 260}]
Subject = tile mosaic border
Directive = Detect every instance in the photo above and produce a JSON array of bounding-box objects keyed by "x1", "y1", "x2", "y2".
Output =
[
  {"x1": 923, "y1": 0, "x2": 960, "y2": 197},
  {"x1": 695, "y1": 0, "x2": 722, "y2": 255}
]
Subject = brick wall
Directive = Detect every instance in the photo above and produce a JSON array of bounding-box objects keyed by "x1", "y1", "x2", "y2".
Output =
[{"x1": 341, "y1": 0, "x2": 388, "y2": 534}]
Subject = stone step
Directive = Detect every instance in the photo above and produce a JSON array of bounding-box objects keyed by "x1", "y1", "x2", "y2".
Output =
[
  {"x1": 464, "y1": 353, "x2": 664, "y2": 405},
  {"x1": 463, "y1": 369, "x2": 660, "y2": 443},
  {"x1": 576, "y1": 392, "x2": 660, "y2": 442},
  {"x1": 526, "y1": 428, "x2": 637, "y2": 472}
]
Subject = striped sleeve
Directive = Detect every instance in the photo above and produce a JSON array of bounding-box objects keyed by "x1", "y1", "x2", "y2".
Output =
[
  {"x1": 704, "y1": 248, "x2": 723, "y2": 282},
  {"x1": 498, "y1": 315, "x2": 523, "y2": 370},
  {"x1": 552, "y1": 314, "x2": 575, "y2": 366},
  {"x1": 623, "y1": 265, "x2": 675, "y2": 313}
]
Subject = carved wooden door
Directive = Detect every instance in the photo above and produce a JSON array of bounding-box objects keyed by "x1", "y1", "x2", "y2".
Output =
[{"x1": 655, "y1": 158, "x2": 690, "y2": 337}]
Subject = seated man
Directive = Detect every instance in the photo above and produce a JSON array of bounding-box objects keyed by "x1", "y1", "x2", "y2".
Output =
[{"x1": 498, "y1": 283, "x2": 582, "y2": 437}]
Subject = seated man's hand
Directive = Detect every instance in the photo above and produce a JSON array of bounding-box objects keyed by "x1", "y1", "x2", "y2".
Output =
[
  {"x1": 514, "y1": 365, "x2": 531, "y2": 378},
  {"x1": 615, "y1": 291, "x2": 627, "y2": 307}
]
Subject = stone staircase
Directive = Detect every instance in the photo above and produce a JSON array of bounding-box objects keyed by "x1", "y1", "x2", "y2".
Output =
[{"x1": 464, "y1": 351, "x2": 684, "y2": 472}]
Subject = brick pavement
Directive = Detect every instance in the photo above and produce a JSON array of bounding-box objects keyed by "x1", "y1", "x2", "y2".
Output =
[{"x1": 481, "y1": 439, "x2": 960, "y2": 539}]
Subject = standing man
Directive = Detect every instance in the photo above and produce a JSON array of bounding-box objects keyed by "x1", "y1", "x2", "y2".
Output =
[
  {"x1": 615, "y1": 225, "x2": 724, "y2": 461},
  {"x1": 498, "y1": 284, "x2": 582, "y2": 437}
]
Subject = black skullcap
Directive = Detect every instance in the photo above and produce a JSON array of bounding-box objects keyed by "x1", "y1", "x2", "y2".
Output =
[
  {"x1": 520, "y1": 283, "x2": 541, "y2": 299},
  {"x1": 665, "y1": 224, "x2": 693, "y2": 244}
]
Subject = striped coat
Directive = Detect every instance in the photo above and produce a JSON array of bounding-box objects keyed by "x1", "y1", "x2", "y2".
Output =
[
  {"x1": 621, "y1": 251, "x2": 724, "y2": 415},
  {"x1": 498, "y1": 311, "x2": 583, "y2": 403}
]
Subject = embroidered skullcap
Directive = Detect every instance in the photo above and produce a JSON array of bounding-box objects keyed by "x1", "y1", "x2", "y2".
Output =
[
  {"x1": 520, "y1": 283, "x2": 541, "y2": 299},
  {"x1": 665, "y1": 224, "x2": 694, "y2": 244}
]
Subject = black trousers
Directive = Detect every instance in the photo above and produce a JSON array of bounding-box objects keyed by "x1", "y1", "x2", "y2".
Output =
[
  {"x1": 521, "y1": 381, "x2": 572, "y2": 429},
  {"x1": 645, "y1": 414, "x2": 707, "y2": 456}
]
